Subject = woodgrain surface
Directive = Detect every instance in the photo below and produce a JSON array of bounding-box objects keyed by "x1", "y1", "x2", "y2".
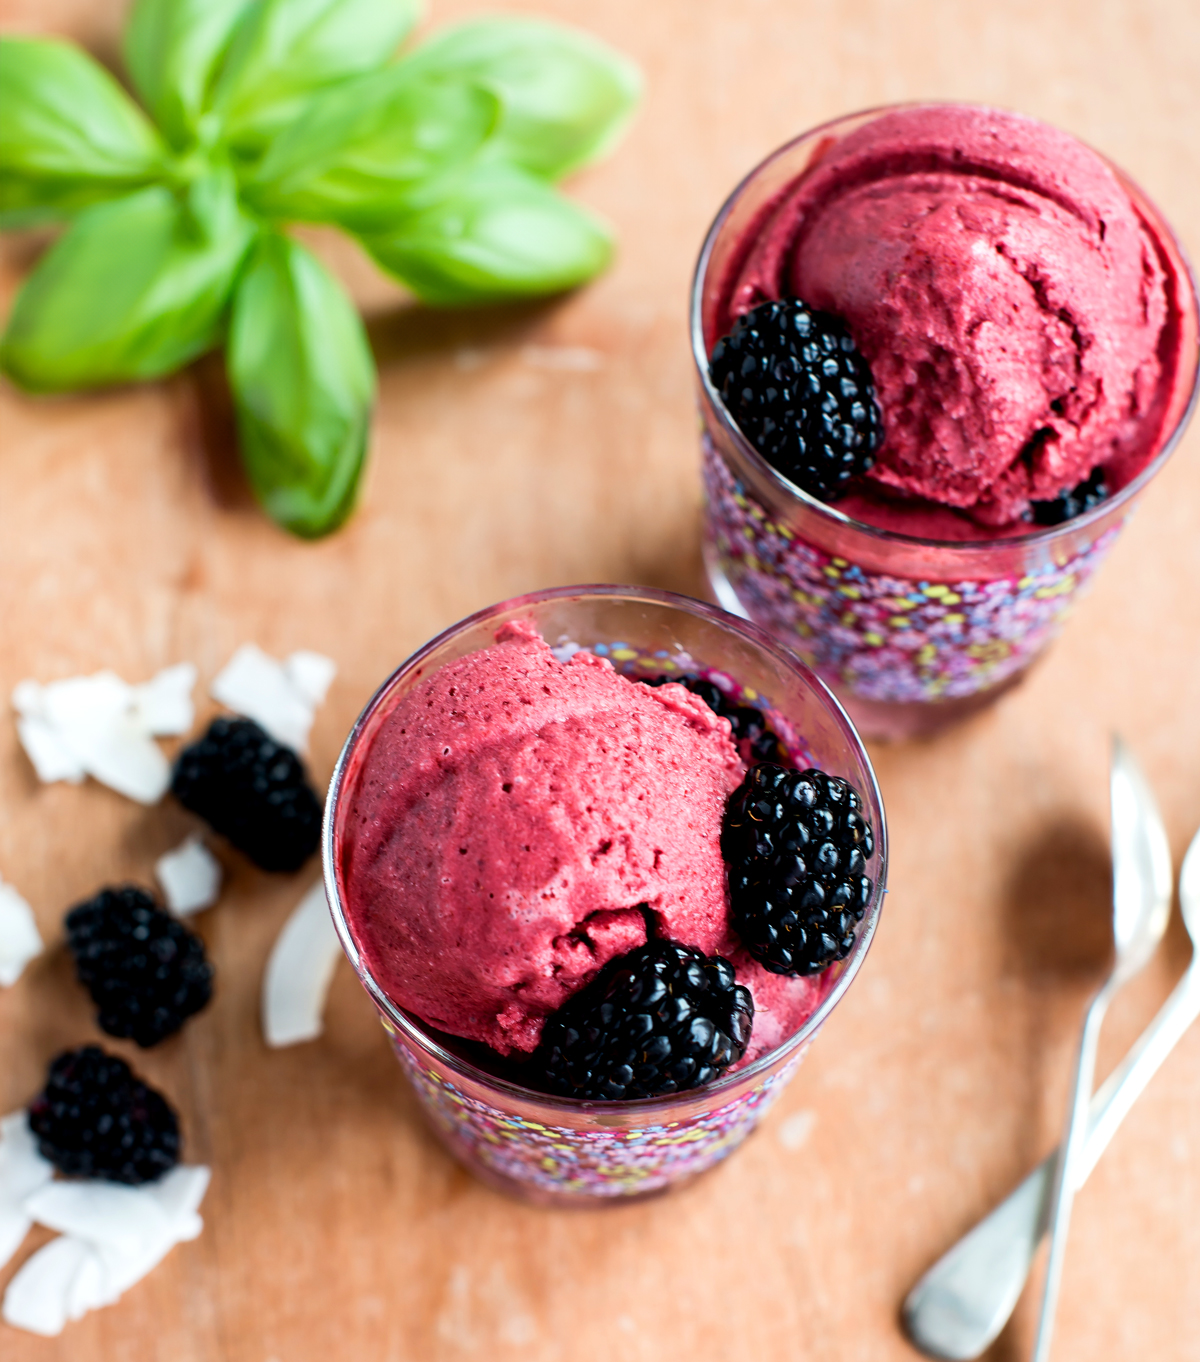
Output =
[{"x1": 2, "y1": 1, "x2": 1200, "y2": 1359}]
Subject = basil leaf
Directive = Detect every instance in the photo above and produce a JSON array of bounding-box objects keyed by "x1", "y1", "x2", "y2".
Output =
[
  {"x1": 245, "y1": 68, "x2": 497, "y2": 229},
  {"x1": 123, "y1": 0, "x2": 252, "y2": 149},
  {"x1": 227, "y1": 232, "x2": 375, "y2": 538},
  {"x1": 397, "y1": 19, "x2": 641, "y2": 180},
  {"x1": 2, "y1": 175, "x2": 256, "y2": 391},
  {"x1": 214, "y1": 0, "x2": 422, "y2": 155},
  {"x1": 361, "y1": 163, "x2": 611, "y2": 306},
  {"x1": 0, "y1": 37, "x2": 165, "y2": 227}
]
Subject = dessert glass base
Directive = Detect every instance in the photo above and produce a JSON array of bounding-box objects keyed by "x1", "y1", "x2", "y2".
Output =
[
  {"x1": 324, "y1": 586, "x2": 887, "y2": 1206},
  {"x1": 692, "y1": 107, "x2": 1199, "y2": 742},
  {"x1": 704, "y1": 537, "x2": 1032, "y2": 742},
  {"x1": 382, "y1": 1013, "x2": 814, "y2": 1208}
]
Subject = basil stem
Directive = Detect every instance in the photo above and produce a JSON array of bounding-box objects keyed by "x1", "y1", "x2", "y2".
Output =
[
  {"x1": 2, "y1": 174, "x2": 256, "y2": 391},
  {"x1": 0, "y1": 38, "x2": 166, "y2": 228},
  {"x1": 227, "y1": 232, "x2": 376, "y2": 538}
]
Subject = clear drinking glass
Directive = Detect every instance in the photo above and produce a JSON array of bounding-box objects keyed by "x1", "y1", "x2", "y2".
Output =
[
  {"x1": 692, "y1": 106, "x2": 1200, "y2": 741},
  {"x1": 323, "y1": 585, "x2": 887, "y2": 1207}
]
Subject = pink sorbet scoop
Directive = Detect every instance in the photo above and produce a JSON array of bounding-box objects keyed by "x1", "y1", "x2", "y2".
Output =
[
  {"x1": 341, "y1": 621, "x2": 762, "y2": 1056},
  {"x1": 725, "y1": 105, "x2": 1172, "y2": 526}
]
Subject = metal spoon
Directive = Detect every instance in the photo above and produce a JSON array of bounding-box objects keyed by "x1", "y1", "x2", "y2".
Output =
[{"x1": 904, "y1": 737, "x2": 1177, "y2": 1360}]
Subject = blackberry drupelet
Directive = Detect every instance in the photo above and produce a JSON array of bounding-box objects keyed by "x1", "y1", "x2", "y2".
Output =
[
  {"x1": 638, "y1": 674, "x2": 785, "y2": 764},
  {"x1": 28, "y1": 1045, "x2": 180, "y2": 1184},
  {"x1": 709, "y1": 297, "x2": 882, "y2": 501},
  {"x1": 66, "y1": 886, "x2": 213, "y2": 1047},
  {"x1": 171, "y1": 717, "x2": 322, "y2": 872},
  {"x1": 723, "y1": 763, "x2": 875, "y2": 976},
  {"x1": 1030, "y1": 466, "x2": 1110, "y2": 525},
  {"x1": 535, "y1": 940, "x2": 754, "y2": 1100}
]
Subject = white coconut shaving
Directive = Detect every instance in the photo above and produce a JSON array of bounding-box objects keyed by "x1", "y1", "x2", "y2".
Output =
[
  {"x1": 263, "y1": 881, "x2": 343, "y2": 1047},
  {"x1": 211, "y1": 644, "x2": 336, "y2": 753},
  {"x1": 25, "y1": 1180, "x2": 174, "y2": 1250},
  {"x1": 283, "y1": 650, "x2": 337, "y2": 710},
  {"x1": 2, "y1": 1235, "x2": 97, "y2": 1336},
  {"x1": 129, "y1": 662, "x2": 198, "y2": 736},
  {"x1": 154, "y1": 836, "x2": 222, "y2": 917},
  {"x1": 11, "y1": 680, "x2": 85, "y2": 783},
  {"x1": 0, "y1": 879, "x2": 43, "y2": 987},
  {"x1": 1, "y1": 1162, "x2": 210, "y2": 1336},
  {"x1": 11, "y1": 663, "x2": 197, "y2": 804},
  {"x1": 0, "y1": 1113, "x2": 54, "y2": 1271}
]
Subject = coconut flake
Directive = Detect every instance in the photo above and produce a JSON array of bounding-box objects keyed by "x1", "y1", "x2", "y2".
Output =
[
  {"x1": 0, "y1": 1112, "x2": 54, "y2": 1271},
  {"x1": 0, "y1": 1113, "x2": 54, "y2": 1201},
  {"x1": 0, "y1": 1202, "x2": 33, "y2": 1276},
  {"x1": 24, "y1": 1180, "x2": 171, "y2": 1252},
  {"x1": 41, "y1": 673, "x2": 165, "y2": 803},
  {"x1": 39, "y1": 670, "x2": 133, "y2": 733},
  {"x1": 130, "y1": 662, "x2": 197, "y2": 736},
  {"x1": 283, "y1": 651, "x2": 336, "y2": 709},
  {"x1": 0, "y1": 879, "x2": 43, "y2": 986},
  {"x1": 155, "y1": 836, "x2": 222, "y2": 917},
  {"x1": 67, "y1": 1166, "x2": 210, "y2": 1310},
  {"x1": 263, "y1": 881, "x2": 342, "y2": 1047},
  {"x1": 65, "y1": 1241, "x2": 109, "y2": 1320},
  {"x1": 2, "y1": 1234, "x2": 97, "y2": 1336},
  {"x1": 12, "y1": 714, "x2": 86, "y2": 783},
  {"x1": 145, "y1": 1164, "x2": 210, "y2": 1232},
  {"x1": 11, "y1": 665, "x2": 196, "y2": 804},
  {"x1": 65, "y1": 709, "x2": 170, "y2": 804},
  {"x1": 211, "y1": 644, "x2": 312, "y2": 751},
  {"x1": 3, "y1": 1164, "x2": 211, "y2": 1335},
  {"x1": 211, "y1": 643, "x2": 335, "y2": 752},
  {"x1": 93, "y1": 1166, "x2": 211, "y2": 1302}
]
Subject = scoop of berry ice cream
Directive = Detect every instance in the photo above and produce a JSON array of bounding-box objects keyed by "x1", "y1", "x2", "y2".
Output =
[
  {"x1": 722, "y1": 104, "x2": 1173, "y2": 526},
  {"x1": 339, "y1": 621, "x2": 752, "y2": 1056}
]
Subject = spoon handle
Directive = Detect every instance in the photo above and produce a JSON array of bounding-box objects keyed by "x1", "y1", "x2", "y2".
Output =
[
  {"x1": 1080, "y1": 965, "x2": 1200, "y2": 1182},
  {"x1": 903, "y1": 965, "x2": 1200, "y2": 1361},
  {"x1": 1031, "y1": 985, "x2": 1111, "y2": 1362}
]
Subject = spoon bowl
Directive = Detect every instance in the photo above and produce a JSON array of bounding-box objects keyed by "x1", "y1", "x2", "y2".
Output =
[
  {"x1": 1179, "y1": 826, "x2": 1200, "y2": 943},
  {"x1": 1110, "y1": 737, "x2": 1174, "y2": 983}
]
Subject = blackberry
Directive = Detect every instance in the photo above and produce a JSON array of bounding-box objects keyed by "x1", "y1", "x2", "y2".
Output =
[
  {"x1": 1030, "y1": 466, "x2": 1110, "y2": 526},
  {"x1": 709, "y1": 298, "x2": 882, "y2": 501},
  {"x1": 28, "y1": 1045, "x2": 180, "y2": 1184},
  {"x1": 723, "y1": 763, "x2": 875, "y2": 976},
  {"x1": 66, "y1": 887, "x2": 213, "y2": 1047},
  {"x1": 535, "y1": 940, "x2": 754, "y2": 1100},
  {"x1": 637, "y1": 674, "x2": 785, "y2": 764},
  {"x1": 171, "y1": 717, "x2": 322, "y2": 872}
]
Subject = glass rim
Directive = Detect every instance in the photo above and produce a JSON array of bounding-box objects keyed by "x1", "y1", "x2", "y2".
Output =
[
  {"x1": 689, "y1": 99, "x2": 1200, "y2": 555},
  {"x1": 322, "y1": 583, "x2": 888, "y2": 1117}
]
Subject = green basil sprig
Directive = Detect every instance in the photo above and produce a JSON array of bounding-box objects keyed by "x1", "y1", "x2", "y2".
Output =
[{"x1": 0, "y1": 1, "x2": 640, "y2": 538}]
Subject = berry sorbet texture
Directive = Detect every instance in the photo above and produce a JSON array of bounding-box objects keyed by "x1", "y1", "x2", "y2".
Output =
[
  {"x1": 340, "y1": 622, "x2": 782, "y2": 1057},
  {"x1": 724, "y1": 105, "x2": 1176, "y2": 526}
]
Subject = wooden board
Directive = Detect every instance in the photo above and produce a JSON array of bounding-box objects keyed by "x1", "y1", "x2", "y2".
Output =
[{"x1": 2, "y1": 1, "x2": 1199, "y2": 1358}]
